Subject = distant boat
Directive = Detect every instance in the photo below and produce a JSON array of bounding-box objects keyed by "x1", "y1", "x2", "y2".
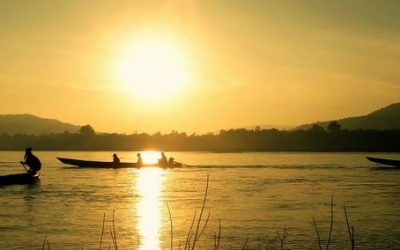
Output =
[
  {"x1": 366, "y1": 157, "x2": 400, "y2": 168},
  {"x1": 0, "y1": 172, "x2": 40, "y2": 186},
  {"x1": 57, "y1": 157, "x2": 183, "y2": 168}
]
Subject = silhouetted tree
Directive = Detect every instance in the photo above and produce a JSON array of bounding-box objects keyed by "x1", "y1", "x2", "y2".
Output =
[
  {"x1": 0, "y1": 125, "x2": 400, "y2": 151},
  {"x1": 309, "y1": 124, "x2": 325, "y2": 133},
  {"x1": 327, "y1": 121, "x2": 341, "y2": 133},
  {"x1": 79, "y1": 124, "x2": 95, "y2": 136}
]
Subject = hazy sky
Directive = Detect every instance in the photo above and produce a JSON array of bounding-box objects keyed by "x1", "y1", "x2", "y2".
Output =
[{"x1": 1, "y1": 0, "x2": 399, "y2": 133}]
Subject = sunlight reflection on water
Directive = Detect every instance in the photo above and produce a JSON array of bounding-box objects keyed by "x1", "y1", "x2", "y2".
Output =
[{"x1": 136, "y1": 167, "x2": 165, "y2": 250}]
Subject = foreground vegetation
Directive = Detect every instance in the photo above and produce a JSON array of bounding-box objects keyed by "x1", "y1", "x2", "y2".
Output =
[
  {"x1": 40, "y1": 176, "x2": 356, "y2": 250},
  {"x1": 1, "y1": 122, "x2": 400, "y2": 151}
]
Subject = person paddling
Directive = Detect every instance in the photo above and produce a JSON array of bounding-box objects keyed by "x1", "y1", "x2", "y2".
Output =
[{"x1": 20, "y1": 147, "x2": 41, "y2": 175}]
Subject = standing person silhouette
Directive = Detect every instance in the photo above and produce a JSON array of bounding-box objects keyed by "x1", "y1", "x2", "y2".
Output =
[
  {"x1": 159, "y1": 152, "x2": 168, "y2": 165},
  {"x1": 20, "y1": 147, "x2": 41, "y2": 175}
]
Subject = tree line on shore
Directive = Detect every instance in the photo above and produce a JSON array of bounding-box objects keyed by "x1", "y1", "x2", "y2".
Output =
[{"x1": 0, "y1": 122, "x2": 399, "y2": 151}]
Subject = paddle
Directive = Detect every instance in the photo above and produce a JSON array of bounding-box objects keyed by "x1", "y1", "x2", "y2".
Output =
[
  {"x1": 0, "y1": 161, "x2": 22, "y2": 164},
  {"x1": 20, "y1": 161, "x2": 28, "y2": 173},
  {"x1": 0, "y1": 161, "x2": 30, "y2": 172}
]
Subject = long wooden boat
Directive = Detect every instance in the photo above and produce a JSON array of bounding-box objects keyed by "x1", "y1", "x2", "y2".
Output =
[
  {"x1": 0, "y1": 172, "x2": 40, "y2": 186},
  {"x1": 366, "y1": 157, "x2": 400, "y2": 168},
  {"x1": 57, "y1": 157, "x2": 182, "y2": 168}
]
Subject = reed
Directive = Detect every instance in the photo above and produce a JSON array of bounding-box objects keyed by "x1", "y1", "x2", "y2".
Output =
[
  {"x1": 312, "y1": 196, "x2": 334, "y2": 250},
  {"x1": 326, "y1": 196, "x2": 334, "y2": 250},
  {"x1": 191, "y1": 174, "x2": 210, "y2": 250},
  {"x1": 41, "y1": 236, "x2": 50, "y2": 250},
  {"x1": 167, "y1": 202, "x2": 174, "y2": 250},
  {"x1": 241, "y1": 237, "x2": 248, "y2": 250},
  {"x1": 277, "y1": 227, "x2": 288, "y2": 250},
  {"x1": 344, "y1": 204, "x2": 355, "y2": 250},
  {"x1": 98, "y1": 213, "x2": 106, "y2": 250},
  {"x1": 213, "y1": 219, "x2": 221, "y2": 250},
  {"x1": 312, "y1": 217, "x2": 322, "y2": 250}
]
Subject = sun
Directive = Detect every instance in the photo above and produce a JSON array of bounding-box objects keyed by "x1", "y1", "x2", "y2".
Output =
[{"x1": 118, "y1": 39, "x2": 188, "y2": 101}]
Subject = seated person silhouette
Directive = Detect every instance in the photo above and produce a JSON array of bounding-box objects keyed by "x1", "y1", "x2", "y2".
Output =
[
  {"x1": 136, "y1": 153, "x2": 143, "y2": 166},
  {"x1": 113, "y1": 153, "x2": 120, "y2": 166}
]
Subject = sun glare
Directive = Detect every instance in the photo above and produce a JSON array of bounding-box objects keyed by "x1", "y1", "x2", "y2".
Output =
[
  {"x1": 137, "y1": 167, "x2": 164, "y2": 250},
  {"x1": 118, "y1": 39, "x2": 188, "y2": 101},
  {"x1": 139, "y1": 151, "x2": 162, "y2": 164}
]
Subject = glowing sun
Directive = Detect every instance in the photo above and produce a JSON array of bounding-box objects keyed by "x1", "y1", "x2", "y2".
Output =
[{"x1": 118, "y1": 40, "x2": 188, "y2": 101}]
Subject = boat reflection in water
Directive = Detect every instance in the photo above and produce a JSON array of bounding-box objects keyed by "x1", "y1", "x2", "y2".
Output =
[{"x1": 136, "y1": 165, "x2": 165, "y2": 250}]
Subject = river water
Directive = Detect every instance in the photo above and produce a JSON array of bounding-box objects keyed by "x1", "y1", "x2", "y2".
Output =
[{"x1": 0, "y1": 151, "x2": 400, "y2": 249}]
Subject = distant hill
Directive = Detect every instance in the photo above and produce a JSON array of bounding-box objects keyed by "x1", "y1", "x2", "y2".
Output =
[
  {"x1": 296, "y1": 102, "x2": 400, "y2": 130},
  {"x1": 0, "y1": 114, "x2": 81, "y2": 135}
]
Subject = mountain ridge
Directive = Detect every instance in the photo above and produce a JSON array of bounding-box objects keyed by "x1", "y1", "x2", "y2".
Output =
[
  {"x1": 296, "y1": 102, "x2": 400, "y2": 130},
  {"x1": 0, "y1": 114, "x2": 81, "y2": 135}
]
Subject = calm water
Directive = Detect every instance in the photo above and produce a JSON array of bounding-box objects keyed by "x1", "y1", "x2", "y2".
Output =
[{"x1": 1, "y1": 151, "x2": 400, "y2": 249}]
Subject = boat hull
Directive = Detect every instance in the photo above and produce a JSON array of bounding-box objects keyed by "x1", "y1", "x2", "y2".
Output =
[
  {"x1": 366, "y1": 157, "x2": 400, "y2": 168},
  {"x1": 57, "y1": 157, "x2": 182, "y2": 168},
  {"x1": 0, "y1": 173, "x2": 40, "y2": 186}
]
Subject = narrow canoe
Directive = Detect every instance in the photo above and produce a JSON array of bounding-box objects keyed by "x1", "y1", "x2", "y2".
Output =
[
  {"x1": 366, "y1": 157, "x2": 400, "y2": 168},
  {"x1": 57, "y1": 157, "x2": 182, "y2": 168},
  {"x1": 0, "y1": 172, "x2": 40, "y2": 186}
]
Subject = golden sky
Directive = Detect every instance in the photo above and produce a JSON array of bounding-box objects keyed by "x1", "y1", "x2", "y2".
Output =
[{"x1": 1, "y1": 1, "x2": 399, "y2": 133}]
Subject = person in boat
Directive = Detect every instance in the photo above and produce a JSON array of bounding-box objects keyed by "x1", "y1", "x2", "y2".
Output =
[
  {"x1": 168, "y1": 157, "x2": 175, "y2": 164},
  {"x1": 113, "y1": 153, "x2": 120, "y2": 164},
  {"x1": 136, "y1": 153, "x2": 143, "y2": 166},
  {"x1": 20, "y1": 147, "x2": 41, "y2": 175},
  {"x1": 159, "y1": 152, "x2": 168, "y2": 165}
]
